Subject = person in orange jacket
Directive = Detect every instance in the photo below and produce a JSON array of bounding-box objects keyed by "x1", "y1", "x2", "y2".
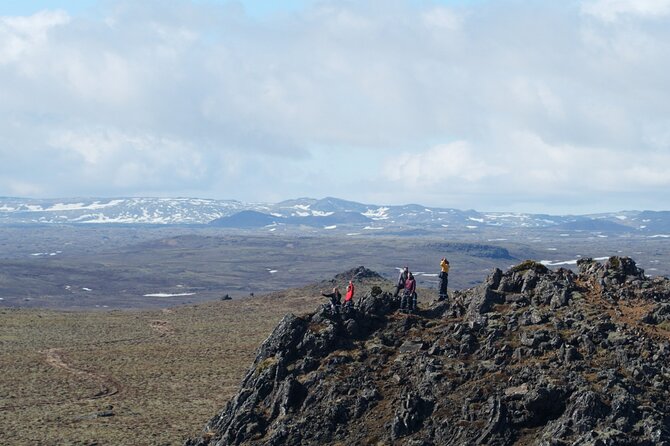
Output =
[{"x1": 439, "y1": 257, "x2": 450, "y2": 301}]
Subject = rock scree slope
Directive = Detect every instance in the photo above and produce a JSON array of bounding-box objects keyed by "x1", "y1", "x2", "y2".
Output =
[{"x1": 186, "y1": 257, "x2": 670, "y2": 445}]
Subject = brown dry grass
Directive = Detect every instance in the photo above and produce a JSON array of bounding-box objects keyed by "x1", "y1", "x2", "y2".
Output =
[
  {"x1": 0, "y1": 280, "x2": 395, "y2": 446},
  {"x1": 0, "y1": 292, "x2": 317, "y2": 445}
]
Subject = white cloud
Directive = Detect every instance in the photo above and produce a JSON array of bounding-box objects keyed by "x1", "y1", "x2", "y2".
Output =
[
  {"x1": 47, "y1": 128, "x2": 207, "y2": 189},
  {"x1": 0, "y1": 1, "x2": 669, "y2": 211},
  {"x1": 0, "y1": 10, "x2": 69, "y2": 64},
  {"x1": 1, "y1": 179, "x2": 44, "y2": 196},
  {"x1": 582, "y1": 0, "x2": 670, "y2": 22},
  {"x1": 382, "y1": 141, "x2": 505, "y2": 187}
]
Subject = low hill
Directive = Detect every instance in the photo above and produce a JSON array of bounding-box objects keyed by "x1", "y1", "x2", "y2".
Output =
[
  {"x1": 209, "y1": 211, "x2": 280, "y2": 228},
  {"x1": 556, "y1": 219, "x2": 631, "y2": 232},
  {"x1": 187, "y1": 257, "x2": 670, "y2": 445}
]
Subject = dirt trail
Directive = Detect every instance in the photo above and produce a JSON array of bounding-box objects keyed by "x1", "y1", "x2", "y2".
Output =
[
  {"x1": 150, "y1": 319, "x2": 174, "y2": 336},
  {"x1": 42, "y1": 348, "x2": 121, "y2": 400}
]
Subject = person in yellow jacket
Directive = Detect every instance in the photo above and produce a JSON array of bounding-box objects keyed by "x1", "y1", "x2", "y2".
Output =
[{"x1": 439, "y1": 257, "x2": 450, "y2": 301}]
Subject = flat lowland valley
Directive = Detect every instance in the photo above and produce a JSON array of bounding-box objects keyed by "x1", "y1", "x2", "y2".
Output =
[
  {"x1": 0, "y1": 285, "x2": 333, "y2": 445},
  {"x1": 0, "y1": 227, "x2": 667, "y2": 444}
]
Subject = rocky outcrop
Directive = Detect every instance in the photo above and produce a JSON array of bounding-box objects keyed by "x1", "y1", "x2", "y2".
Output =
[{"x1": 186, "y1": 257, "x2": 670, "y2": 446}]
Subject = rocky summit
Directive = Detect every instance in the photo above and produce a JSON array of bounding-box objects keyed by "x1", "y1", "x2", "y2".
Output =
[{"x1": 186, "y1": 257, "x2": 670, "y2": 446}]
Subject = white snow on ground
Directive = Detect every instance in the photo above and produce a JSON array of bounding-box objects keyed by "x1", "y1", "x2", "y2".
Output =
[
  {"x1": 441, "y1": 224, "x2": 449, "y2": 228},
  {"x1": 363, "y1": 207, "x2": 389, "y2": 220},
  {"x1": 82, "y1": 287, "x2": 92, "y2": 291},
  {"x1": 324, "y1": 225, "x2": 337, "y2": 229},
  {"x1": 0, "y1": 297, "x2": 4, "y2": 301},
  {"x1": 293, "y1": 204, "x2": 311, "y2": 210},
  {"x1": 485, "y1": 213, "x2": 528, "y2": 219},
  {"x1": 72, "y1": 213, "x2": 169, "y2": 224},
  {"x1": 144, "y1": 292, "x2": 196, "y2": 297},
  {"x1": 31, "y1": 251, "x2": 62, "y2": 256},
  {"x1": 0, "y1": 205, "x2": 15, "y2": 211},
  {"x1": 616, "y1": 215, "x2": 627, "y2": 220},
  {"x1": 270, "y1": 213, "x2": 283, "y2": 217},
  {"x1": 421, "y1": 273, "x2": 439, "y2": 277},
  {"x1": 597, "y1": 235, "x2": 608, "y2": 238},
  {"x1": 466, "y1": 225, "x2": 478, "y2": 229},
  {"x1": 540, "y1": 256, "x2": 609, "y2": 266},
  {"x1": 312, "y1": 211, "x2": 334, "y2": 217},
  {"x1": 268, "y1": 228, "x2": 277, "y2": 232},
  {"x1": 268, "y1": 270, "x2": 278, "y2": 274},
  {"x1": 295, "y1": 211, "x2": 310, "y2": 217},
  {"x1": 560, "y1": 234, "x2": 570, "y2": 237},
  {"x1": 46, "y1": 200, "x2": 125, "y2": 212},
  {"x1": 468, "y1": 217, "x2": 484, "y2": 223},
  {"x1": 547, "y1": 248, "x2": 557, "y2": 251},
  {"x1": 487, "y1": 238, "x2": 507, "y2": 241},
  {"x1": 346, "y1": 233, "x2": 361, "y2": 236},
  {"x1": 363, "y1": 226, "x2": 384, "y2": 230},
  {"x1": 649, "y1": 234, "x2": 670, "y2": 238}
]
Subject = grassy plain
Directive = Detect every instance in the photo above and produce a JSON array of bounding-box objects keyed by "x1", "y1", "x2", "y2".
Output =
[
  {"x1": 0, "y1": 278, "x2": 407, "y2": 446},
  {"x1": 0, "y1": 291, "x2": 314, "y2": 445}
]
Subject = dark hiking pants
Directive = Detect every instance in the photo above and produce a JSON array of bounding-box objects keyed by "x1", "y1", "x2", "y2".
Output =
[{"x1": 439, "y1": 273, "x2": 448, "y2": 300}]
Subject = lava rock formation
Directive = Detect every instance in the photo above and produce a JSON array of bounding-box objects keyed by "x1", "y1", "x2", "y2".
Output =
[{"x1": 186, "y1": 257, "x2": 670, "y2": 445}]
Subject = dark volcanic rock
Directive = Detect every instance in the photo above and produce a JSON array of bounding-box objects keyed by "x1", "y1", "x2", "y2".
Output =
[
  {"x1": 334, "y1": 266, "x2": 384, "y2": 282},
  {"x1": 186, "y1": 257, "x2": 670, "y2": 446}
]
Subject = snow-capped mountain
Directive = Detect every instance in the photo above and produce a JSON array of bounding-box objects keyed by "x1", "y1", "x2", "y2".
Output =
[{"x1": 0, "y1": 196, "x2": 668, "y2": 234}]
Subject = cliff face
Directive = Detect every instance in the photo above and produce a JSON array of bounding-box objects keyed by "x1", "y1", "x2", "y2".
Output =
[{"x1": 187, "y1": 258, "x2": 670, "y2": 446}]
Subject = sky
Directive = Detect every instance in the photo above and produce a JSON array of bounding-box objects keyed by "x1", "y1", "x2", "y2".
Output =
[{"x1": 1, "y1": 0, "x2": 669, "y2": 213}]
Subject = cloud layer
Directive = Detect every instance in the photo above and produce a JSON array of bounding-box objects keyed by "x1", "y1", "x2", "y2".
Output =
[{"x1": 1, "y1": 0, "x2": 669, "y2": 212}]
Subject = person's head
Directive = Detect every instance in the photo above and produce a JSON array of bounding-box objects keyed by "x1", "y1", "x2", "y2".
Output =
[
  {"x1": 349, "y1": 280, "x2": 353, "y2": 285},
  {"x1": 409, "y1": 273, "x2": 414, "y2": 279},
  {"x1": 403, "y1": 266, "x2": 408, "y2": 272}
]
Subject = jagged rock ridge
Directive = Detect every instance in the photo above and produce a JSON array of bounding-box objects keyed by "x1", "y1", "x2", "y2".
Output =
[{"x1": 187, "y1": 257, "x2": 670, "y2": 446}]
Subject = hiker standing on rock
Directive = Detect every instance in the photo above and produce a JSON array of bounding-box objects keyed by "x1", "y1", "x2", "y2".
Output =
[
  {"x1": 322, "y1": 287, "x2": 342, "y2": 314},
  {"x1": 401, "y1": 273, "x2": 417, "y2": 313},
  {"x1": 344, "y1": 280, "x2": 355, "y2": 309},
  {"x1": 394, "y1": 266, "x2": 409, "y2": 298},
  {"x1": 439, "y1": 257, "x2": 450, "y2": 301}
]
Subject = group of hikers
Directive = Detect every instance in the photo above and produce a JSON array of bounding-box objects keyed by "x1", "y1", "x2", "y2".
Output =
[{"x1": 321, "y1": 257, "x2": 450, "y2": 315}]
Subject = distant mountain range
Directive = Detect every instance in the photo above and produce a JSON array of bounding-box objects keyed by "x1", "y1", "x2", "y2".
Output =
[{"x1": 0, "y1": 196, "x2": 669, "y2": 234}]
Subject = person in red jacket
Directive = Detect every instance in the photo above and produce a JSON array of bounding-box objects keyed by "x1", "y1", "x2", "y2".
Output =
[
  {"x1": 401, "y1": 272, "x2": 417, "y2": 313},
  {"x1": 344, "y1": 280, "x2": 355, "y2": 308}
]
